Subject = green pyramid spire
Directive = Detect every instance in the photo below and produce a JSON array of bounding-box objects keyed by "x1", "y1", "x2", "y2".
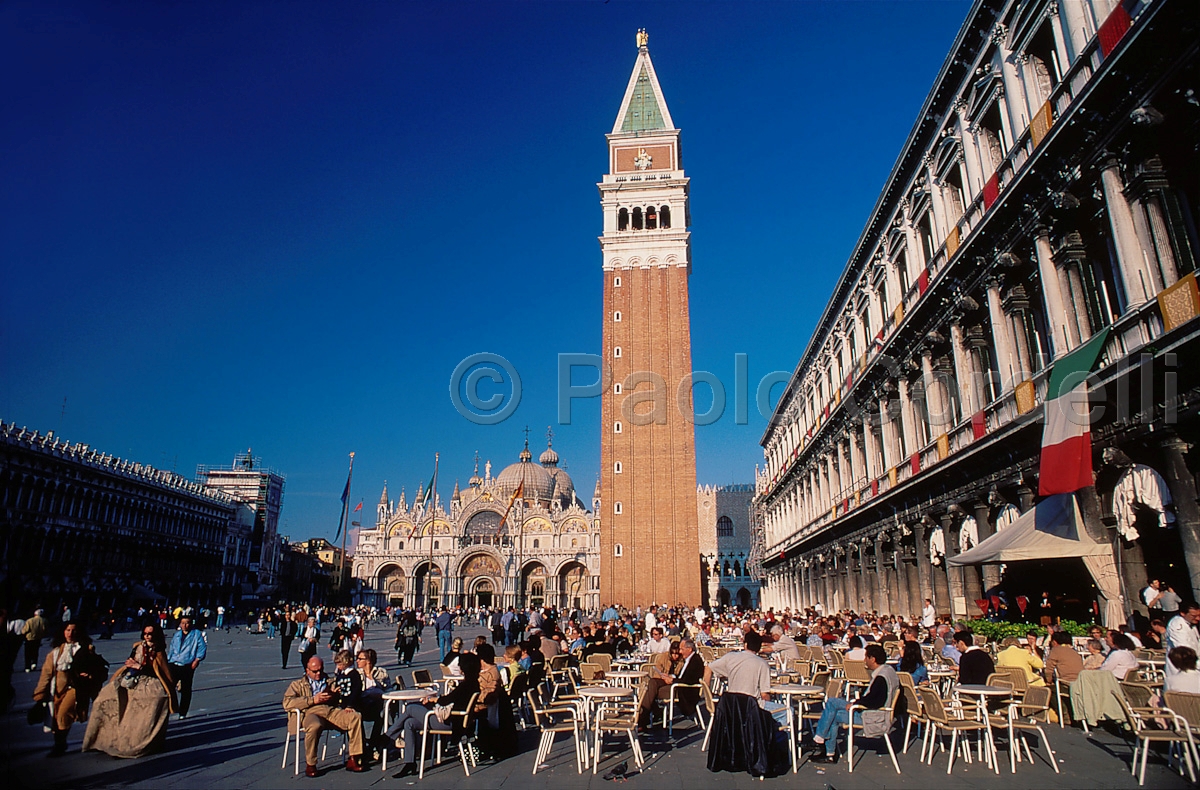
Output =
[{"x1": 620, "y1": 64, "x2": 666, "y2": 132}]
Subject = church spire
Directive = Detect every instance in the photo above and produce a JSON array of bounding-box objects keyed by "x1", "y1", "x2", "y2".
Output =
[{"x1": 612, "y1": 29, "x2": 674, "y2": 134}]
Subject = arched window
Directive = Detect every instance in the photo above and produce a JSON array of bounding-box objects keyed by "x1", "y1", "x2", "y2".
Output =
[
  {"x1": 632, "y1": 207, "x2": 643, "y2": 230},
  {"x1": 618, "y1": 208, "x2": 629, "y2": 231},
  {"x1": 614, "y1": 346, "x2": 622, "y2": 358},
  {"x1": 614, "y1": 461, "x2": 622, "y2": 474},
  {"x1": 660, "y1": 205, "x2": 671, "y2": 228},
  {"x1": 733, "y1": 560, "x2": 742, "y2": 577},
  {"x1": 613, "y1": 311, "x2": 621, "y2": 322},
  {"x1": 646, "y1": 206, "x2": 657, "y2": 229},
  {"x1": 614, "y1": 501, "x2": 623, "y2": 514},
  {"x1": 614, "y1": 275, "x2": 622, "y2": 287},
  {"x1": 532, "y1": 539, "x2": 540, "y2": 549},
  {"x1": 717, "y1": 516, "x2": 733, "y2": 537},
  {"x1": 433, "y1": 541, "x2": 439, "y2": 550},
  {"x1": 614, "y1": 543, "x2": 623, "y2": 557},
  {"x1": 398, "y1": 541, "x2": 404, "y2": 551}
]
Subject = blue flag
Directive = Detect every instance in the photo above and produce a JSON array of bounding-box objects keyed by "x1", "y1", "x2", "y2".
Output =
[{"x1": 1033, "y1": 493, "x2": 1079, "y2": 540}]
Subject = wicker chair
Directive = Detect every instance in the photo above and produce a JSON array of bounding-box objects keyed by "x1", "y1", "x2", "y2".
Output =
[
  {"x1": 1115, "y1": 685, "x2": 1196, "y2": 785},
  {"x1": 527, "y1": 689, "x2": 584, "y2": 774},
  {"x1": 919, "y1": 688, "x2": 994, "y2": 775},
  {"x1": 592, "y1": 696, "x2": 644, "y2": 774}
]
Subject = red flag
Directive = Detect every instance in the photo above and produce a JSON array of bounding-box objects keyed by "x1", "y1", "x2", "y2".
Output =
[
  {"x1": 975, "y1": 599, "x2": 989, "y2": 615},
  {"x1": 353, "y1": 501, "x2": 362, "y2": 512},
  {"x1": 1017, "y1": 595, "x2": 1029, "y2": 615}
]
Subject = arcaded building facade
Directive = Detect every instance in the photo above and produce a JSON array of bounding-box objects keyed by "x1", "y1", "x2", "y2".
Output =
[{"x1": 755, "y1": 0, "x2": 1200, "y2": 624}]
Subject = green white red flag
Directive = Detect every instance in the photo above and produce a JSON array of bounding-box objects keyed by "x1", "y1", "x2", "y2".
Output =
[{"x1": 1038, "y1": 329, "x2": 1109, "y2": 496}]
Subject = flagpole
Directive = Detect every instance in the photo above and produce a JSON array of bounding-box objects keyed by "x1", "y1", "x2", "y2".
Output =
[
  {"x1": 425, "y1": 453, "x2": 439, "y2": 611},
  {"x1": 339, "y1": 452, "x2": 355, "y2": 604}
]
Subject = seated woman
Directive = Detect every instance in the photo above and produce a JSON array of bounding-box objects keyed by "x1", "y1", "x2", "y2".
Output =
[
  {"x1": 83, "y1": 624, "x2": 177, "y2": 758},
  {"x1": 1099, "y1": 632, "x2": 1139, "y2": 681},
  {"x1": 898, "y1": 640, "x2": 928, "y2": 685},
  {"x1": 441, "y1": 637, "x2": 465, "y2": 676},
  {"x1": 1082, "y1": 639, "x2": 1106, "y2": 670},
  {"x1": 1165, "y1": 646, "x2": 1200, "y2": 694},
  {"x1": 386, "y1": 653, "x2": 482, "y2": 778},
  {"x1": 356, "y1": 648, "x2": 390, "y2": 761}
]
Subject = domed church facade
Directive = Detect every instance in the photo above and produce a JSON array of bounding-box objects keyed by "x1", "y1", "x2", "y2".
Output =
[{"x1": 352, "y1": 437, "x2": 601, "y2": 611}]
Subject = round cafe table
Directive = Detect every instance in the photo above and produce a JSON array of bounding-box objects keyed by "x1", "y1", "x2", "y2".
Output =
[
  {"x1": 606, "y1": 670, "x2": 647, "y2": 688},
  {"x1": 928, "y1": 669, "x2": 957, "y2": 695},
  {"x1": 577, "y1": 685, "x2": 635, "y2": 731},
  {"x1": 381, "y1": 688, "x2": 437, "y2": 769}
]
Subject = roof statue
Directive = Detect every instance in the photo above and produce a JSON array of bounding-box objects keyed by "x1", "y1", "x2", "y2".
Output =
[{"x1": 636, "y1": 28, "x2": 648, "y2": 49}]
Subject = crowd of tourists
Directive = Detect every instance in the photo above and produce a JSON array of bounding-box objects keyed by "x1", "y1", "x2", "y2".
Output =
[{"x1": 5, "y1": 591, "x2": 1198, "y2": 781}]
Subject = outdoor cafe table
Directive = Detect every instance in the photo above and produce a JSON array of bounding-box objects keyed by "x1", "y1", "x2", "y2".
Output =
[
  {"x1": 771, "y1": 683, "x2": 824, "y2": 735},
  {"x1": 928, "y1": 668, "x2": 957, "y2": 695},
  {"x1": 381, "y1": 688, "x2": 438, "y2": 769},
  {"x1": 606, "y1": 670, "x2": 647, "y2": 688},
  {"x1": 577, "y1": 685, "x2": 635, "y2": 730}
]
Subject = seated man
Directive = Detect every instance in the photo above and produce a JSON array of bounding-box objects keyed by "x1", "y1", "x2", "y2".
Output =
[
  {"x1": 768, "y1": 625, "x2": 801, "y2": 664},
  {"x1": 808, "y1": 643, "x2": 898, "y2": 764},
  {"x1": 637, "y1": 638, "x2": 706, "y2": 728},
  {"x1": 954, "y1": 631, "x2": 995, "y2": 686},
  {"x1": 646, "y1": 627, "x2": 672, "y2": 654},
  {"x1": 1043, "y1": 630, "x2": 1084, "y2": 686},
  {"x1": 283, "y1": 656, "x2": 366, "y2": 777}
]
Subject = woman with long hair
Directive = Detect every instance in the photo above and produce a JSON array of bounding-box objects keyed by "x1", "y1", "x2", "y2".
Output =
[
  {"x1": 33, "y1": 621, "x2": 104, "y2": 756},
  {"x1": 83, "y1": 623, "x2": 177, "y2": 757},
  {"x1": 386, "y1": 653, "x2": 483, "y2": 778},
  {"x1": 898, "y1": 640, "x2": 928, "y2": 685}
]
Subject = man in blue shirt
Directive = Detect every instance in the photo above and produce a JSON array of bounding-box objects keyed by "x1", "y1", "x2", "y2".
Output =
[
  {"x1": 167, "y1": 615, "x2": 207, "y2": 718},
  {"x1": 434, "y1": 606, "x2": 454, "y2": 661}
]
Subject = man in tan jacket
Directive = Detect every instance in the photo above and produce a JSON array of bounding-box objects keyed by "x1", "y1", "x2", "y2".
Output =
[{"x1": 283, "y1": 656, "x2": 366, "y2": 777}]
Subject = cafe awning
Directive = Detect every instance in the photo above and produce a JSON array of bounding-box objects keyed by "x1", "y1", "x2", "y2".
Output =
[{"x1": 948, "y1": 494, "x2": 1109, "y2": 565}]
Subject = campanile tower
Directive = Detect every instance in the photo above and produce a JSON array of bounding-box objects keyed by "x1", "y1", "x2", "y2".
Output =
[{"x1": 598, "y1": 30, "x2": 700, "y2": 607}]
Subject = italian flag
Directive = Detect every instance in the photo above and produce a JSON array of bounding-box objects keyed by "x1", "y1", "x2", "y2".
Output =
[{"x1": 1038, "y1": 328, "x2": 1110, "y2": 496}]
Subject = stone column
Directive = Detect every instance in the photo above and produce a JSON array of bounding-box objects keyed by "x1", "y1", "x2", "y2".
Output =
[
  {"x1": 845, "y1": 547, "x2": 859, "y2": 613},
  {"x1": 898, "y1": 378, "x2": 917, "y2": 458},
  {"x1": 985, "y1": 278, "x2": 1018, "y2": 392},
  {"x1": 939, "y1": 512, "x2": 965, "y2": 619},
  {"x1": 911, "y1": 520, "x2": 935, "y2": 609},
  {"x1": 879, "y1": 397, "x2": 897, "y2": 471},
  {"x1": 973, "y1": 500, "x2": 1000, "y2": 593},
  {"x1": 1099, "y1": 157, "x2": 1153, "y2": 308},
  {"x1": 949, "y1": 322, "x2": 976, "y2": 418},
  {"x1": 858, "y1": 541, "x2": 874, "y2": 612},
  {"x1": 1034, "y1": 230, "x2": 1075, "y2": 355},
  {"x1": 875, "y1": 533, "x2": 891, "y2": 616},
  {"x1": 1161, "y1": 435, "x2": 1200, "y2": 600},
  {"x1": 921, "y1": 349, "x2": 948, "y2": 431},
  {"x1": 893, "y1": 537, "x2": 912, "y2": 619}
]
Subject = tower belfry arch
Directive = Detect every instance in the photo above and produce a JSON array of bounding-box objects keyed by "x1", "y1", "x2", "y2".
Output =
[{"x1": 598, "y1": 31, "x2": 700, "y2": 607}]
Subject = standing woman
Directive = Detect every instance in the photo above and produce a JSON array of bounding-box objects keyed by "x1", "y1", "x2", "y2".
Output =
[
  {"x1": 32, "y1": 622, "x2": 105, "y2": 756},
  {"x1": 83, "y1": 624, "x2": 177, "y2": 757},
  {"x1": 395, "y1": 612, "x2": 420, "y2": 667}
]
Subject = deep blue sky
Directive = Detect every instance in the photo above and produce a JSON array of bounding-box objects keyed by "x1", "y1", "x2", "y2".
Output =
[{"x1": 1, "y1": 1, "x2": 969, "y2": 544}]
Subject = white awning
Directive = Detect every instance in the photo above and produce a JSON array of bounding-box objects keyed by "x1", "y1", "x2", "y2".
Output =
[{"x1": 948, "y1": 494, "x2": 1110, "y2": 565}]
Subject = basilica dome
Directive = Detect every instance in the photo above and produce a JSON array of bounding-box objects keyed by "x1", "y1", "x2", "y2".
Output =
[{"x1": 495, "y1": 443, "x2": 556, "y2": 503}]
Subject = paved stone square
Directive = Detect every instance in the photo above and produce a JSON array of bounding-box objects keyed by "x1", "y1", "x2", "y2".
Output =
[{"x1": 1, "y1": 623, "x2": 1191, "y2": 789}]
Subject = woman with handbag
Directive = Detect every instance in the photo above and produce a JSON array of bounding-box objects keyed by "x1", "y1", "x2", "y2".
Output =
[
  {"x1": 385, "y1": 653, "x2": 481, "y2": 778},
  {"x1": 32, "y1": 621, "x2": 105, "y2": 757},
  {"x1": 82, "y1": 624, "x2": 177, "y2": 757}
]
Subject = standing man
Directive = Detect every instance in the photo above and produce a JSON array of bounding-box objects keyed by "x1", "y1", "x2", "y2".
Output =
[
  {"x1": 167, "y1": 615, "x2": 207, "y2": 718},
  {"x1": 280, "y1": 607, "x2": 299, "y2": 670},
  {"x1": 1166, "y1": 601, "x2": 1200, "y2": 683},
  {"x1": 216, "y1": 605, "x2": 225, "y2": 630},
  {"x1": 434, "y1": 606, "x2": 454, "y2": 661},
  {"x1": 21, "y1": 608, "x2": 48, "y2": 673},
  {"x1": 1144, "y1": 580, "x2": 1166, "y2": 622},
  {"x1": 921, "y1": 598, "x2": 936, "y2": 630}
]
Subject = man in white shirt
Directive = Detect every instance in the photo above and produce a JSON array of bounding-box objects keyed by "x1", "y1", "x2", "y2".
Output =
[
  {"x1": 921, "y1": 599, "x2": 936, "y2": 629},
  {"x1": 646, "y1": 627, "x2": 671, "y2": 654},
  {"x1": 645, "y1": 607, "x2": 658, "y2": 634},
  {"x1": 768, "y1": 624, "x2": 801, "y2": 664},
  {"x1": 1166, "y1": 602, "x2": 1200, "y2": 679},
  {"x1": 1143, "y1": 580, "x2": 1165, "y2": 619}
]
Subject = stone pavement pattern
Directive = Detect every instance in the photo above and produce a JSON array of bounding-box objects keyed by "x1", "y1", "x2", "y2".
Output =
[{"x1": 0, "y1": 622, "x2": 1191, "y2": 789}]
